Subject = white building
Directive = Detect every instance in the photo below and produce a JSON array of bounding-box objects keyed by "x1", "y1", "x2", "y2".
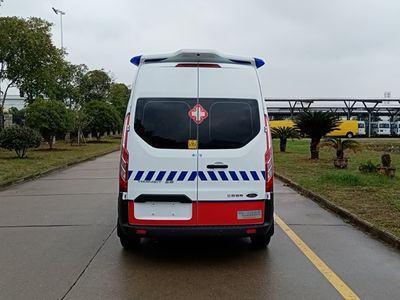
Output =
[{"x1": 3, "y1": 95, "x2": 25, "y2": 110}]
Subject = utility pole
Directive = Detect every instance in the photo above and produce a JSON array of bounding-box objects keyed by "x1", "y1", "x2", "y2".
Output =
[{"x1": 52, "y1": 7, "x2": 66, "y2": 49}]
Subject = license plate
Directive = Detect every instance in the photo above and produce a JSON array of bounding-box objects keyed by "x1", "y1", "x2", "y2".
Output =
[
  {"x1": 237, "y1": 210, "x2": 262, "y2": 220},
  {"x1": 134, "y1": 202, "x2": 192, "y2": 220}
]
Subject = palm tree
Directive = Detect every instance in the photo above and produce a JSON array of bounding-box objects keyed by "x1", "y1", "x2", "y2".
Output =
[
  {"x1": 294, "y1": 111, "x2": 340, "y2": 159},
  {"x1": 320, "y1": 138, "x2": 360, "y2": 159},
  {"x1": 271, "y1": 126, "x2": 300, "y2": 152}
]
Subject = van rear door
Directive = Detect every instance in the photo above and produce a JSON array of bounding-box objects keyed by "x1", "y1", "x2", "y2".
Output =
[
  {"x1": 197, "y1": 65, "x2": 267, "y2": 225},
  {"x1": 127, "y1": 64, "x2": 198, "y2": 225}
]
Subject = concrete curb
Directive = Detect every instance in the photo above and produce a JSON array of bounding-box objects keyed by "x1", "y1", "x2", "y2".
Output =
[
  {"x1": 0, "y1": 147, "x2": 119, "y2": 191},
  {"x1": 275, "y1": 172, "x2": 400, "y2": 251}
]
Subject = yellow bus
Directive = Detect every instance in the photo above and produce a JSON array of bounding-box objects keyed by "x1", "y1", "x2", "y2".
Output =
[{"x1": 269, "y1": 119, "x2": 359, "y2": 138}]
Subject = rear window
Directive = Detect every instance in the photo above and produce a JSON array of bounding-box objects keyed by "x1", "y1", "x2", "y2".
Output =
[
  {"x1": 134, "y1": 98, "x2": 197, "y2": 149},
  {"x1": 198, "y1": 99, "x2": 260, "y2": 149},
  {"x1": 379, "y1": 123, "x2": 390, "y2": 128},
  {"x1": 134, "y1": 98, "x2": 260, "y2": 149}
]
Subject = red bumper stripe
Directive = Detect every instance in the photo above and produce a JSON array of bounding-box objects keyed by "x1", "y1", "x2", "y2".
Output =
[{"x1": 128, "y1": 200, "x2": 265, "y2": 226}]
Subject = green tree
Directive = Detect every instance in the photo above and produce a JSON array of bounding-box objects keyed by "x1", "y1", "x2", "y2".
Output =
[
  {"x1": 26, "y1": 99, "x2": 72, "y2": 149},
  {"x1": 0, "y1": 126, "x2": 41, "y2": 158},
  {"x1": 84, "y1": 100, "x2": 120, "y2": 141},
  {"x1": 0, "y1": 17, "x2": 63, "y2": 126},
  {"x1": 271, "y1": 126, "x2": 300, "y2": 152},
  {"x1": 70, "y1": 109, "x2": 91, "y2": 145},
  {"x1": 320, "y1": 138, "x2": 360, "y2": 159},
  {"x1": 294, "y1": 111, "x2": 340, "y2": 159},
  {"x1": 78, "y1": 69, "x2": 112, "y2": 105},
  {"x1": 46, "y1": 62, "x2": 88, "y2": 107},
  {"x1": 8, "y1": 107, "x2": 26, "y2": 126},
  {"x1": 108, "y1": 83, "x2": 130, "y2": 121}
]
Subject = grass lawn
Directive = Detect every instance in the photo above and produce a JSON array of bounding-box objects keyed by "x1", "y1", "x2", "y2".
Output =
[
  {"x1": 0, "y1": 136, "x2": 120, "y2": 187},
  {"x1": 273, "y1": 138, "x2": 400, "y2": 238}
]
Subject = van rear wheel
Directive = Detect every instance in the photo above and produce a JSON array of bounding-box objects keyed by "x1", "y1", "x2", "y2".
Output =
[
  {"x1": 117, "y1": 222, "x2": 141, "y2": 250},
  {"x1": 250, "y1": 234, "x2": 271, "y2": 248},
  {"x1": 120, "y1": 235, "x2": 141, "y2": 250},
  {"x1": 250, "y1": 224, "x2": 274, "y2": 248}
]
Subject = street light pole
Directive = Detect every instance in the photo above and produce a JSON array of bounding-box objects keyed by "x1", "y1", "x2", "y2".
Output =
[{"x1": 52, "y1": 7, "x2": 66, "y2": 49}]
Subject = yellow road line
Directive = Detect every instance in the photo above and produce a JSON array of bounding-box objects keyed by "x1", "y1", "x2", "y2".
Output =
[{"x1": 274, "y1": 213, "x2": 360, "y2": 300}]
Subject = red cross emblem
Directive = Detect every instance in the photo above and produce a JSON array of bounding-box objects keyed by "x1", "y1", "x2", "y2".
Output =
[{"x1": 188, "y1": 104, "x2": 208, "y2": 124}]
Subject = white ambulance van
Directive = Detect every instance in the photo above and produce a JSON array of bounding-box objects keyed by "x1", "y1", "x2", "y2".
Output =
[{"x1": 117, "y1": 50, "x2": 274, "y2": 249}]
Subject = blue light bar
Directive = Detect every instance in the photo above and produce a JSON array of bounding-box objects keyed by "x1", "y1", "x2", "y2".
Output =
[
  {"x1": 254, "y1": 57, "x2": 265, "y2": 68},
  {"x1": 130, "y1": 55, "x2": 142, "y2": 66}
]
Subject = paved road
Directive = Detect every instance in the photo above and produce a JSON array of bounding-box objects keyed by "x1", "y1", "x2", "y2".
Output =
[{"x1": 1, "y1": 152, "x2": 400, "y2": 299}]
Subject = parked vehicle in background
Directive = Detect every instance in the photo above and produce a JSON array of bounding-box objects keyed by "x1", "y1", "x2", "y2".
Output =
[
  {"x1": 269, "y1": 120, "x2": 295, "y2": 129},
  {"x1": 371, "y1": 121, "x2": 391, "y2": 136},
  {"x1": 391, "y1": 121, "x2": 400, "y2": 136},
  {"x1": 358, "y1": 121, "x2": 366, "y2": 136},
  {"x1": 326, "y1": 120, "x2": 358, "y2": 138},
  {"x1": 118, "y1": 50, "x2": 274, "y2": 249},
  {"x1": 270, "y1": 119, "x2": 361, "y2": 138}
]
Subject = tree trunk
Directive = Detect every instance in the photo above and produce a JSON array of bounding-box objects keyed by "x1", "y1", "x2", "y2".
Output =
[
  {"x1": 0, "y1": 109, "x2": 4, "y2": 129},
  {"x1": 280, "y1": 138, "x2": 287, "y2": 152},
  {"x1": 336, "y1": 149, "x2": 344, "y2": 159},
  {"x1": 48, "y1": 137, "x2": 54, "y2": 150},
  {"x1": 310, "y1": 137, "x2": 320, "y2": 159}
]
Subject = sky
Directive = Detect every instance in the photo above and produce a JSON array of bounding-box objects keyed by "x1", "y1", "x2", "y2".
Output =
[{"x1": 1, "y1": 0, "x2": 400, "y2": 99}]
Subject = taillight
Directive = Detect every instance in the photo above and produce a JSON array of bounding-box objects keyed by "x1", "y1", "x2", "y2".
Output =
[
  {"x1": 264, "y1": 114, "x2": 274, "y2": 193},
  {"x1": 119, "y1": 113, "x2": 130, "y2": 192}
]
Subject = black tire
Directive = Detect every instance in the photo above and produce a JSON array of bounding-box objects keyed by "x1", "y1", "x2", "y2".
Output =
[
  {"x1": 120, "y1": 235, "x2": 141, "y2": 250},
  {"x1": 346, "y1": 132, "x2": 353, "y2": 138},
  {"x1": 117, "y1": 222, "x2": 141, "y2": 250},
  {"x1": 251, "y1": 234, "x2": 271, "y2": 248},
  {"x1": 251, "y1": 223, "x2": 274, "y2": 249}
]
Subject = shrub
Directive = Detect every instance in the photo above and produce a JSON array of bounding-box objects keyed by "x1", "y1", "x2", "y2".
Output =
[
  {"x1": 359, "y1": 160, "x2": 378, "y2": 173},
  {"x1": 26, "y1": 99, "x2": 73, "y2": 149},
  {"x1": 0, "y1": 126, "x2": 41, "y2": 158}
]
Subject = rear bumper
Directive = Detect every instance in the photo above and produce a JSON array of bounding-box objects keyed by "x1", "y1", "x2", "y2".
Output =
[
  {"x1": 118, "y1": 222, "x2": 273, "y2": 238},
  {"x1": 117, "y1": 192, "x2": 274, "y2": 238}
]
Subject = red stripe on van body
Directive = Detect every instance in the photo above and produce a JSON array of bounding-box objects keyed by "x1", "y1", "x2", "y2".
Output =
[
  {"x1": 128, "y1": 201, "x2": 265, "y2": 226},
  {"x1": 197, "y1": 201, "x2": 264, "y2": 225}
]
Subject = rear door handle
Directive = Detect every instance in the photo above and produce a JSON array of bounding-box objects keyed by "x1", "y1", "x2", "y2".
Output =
[{"x1": 207, "y1": 162, "x2": 228, "y2": 169}]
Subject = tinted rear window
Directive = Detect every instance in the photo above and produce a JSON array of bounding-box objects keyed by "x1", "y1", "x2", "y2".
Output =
[
  {"x1": 134, "y1": 98, "x2": 260, "y2": 149},
  {"x1": 134, "y1": 98, "x2": 197, "y2": 149},
  {"x1": 198, "y1": 99, "x2": 260, "y2": 149}
]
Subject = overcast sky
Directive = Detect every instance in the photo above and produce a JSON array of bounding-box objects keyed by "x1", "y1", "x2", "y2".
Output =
[{"x1": 2, "y1": 0, "x2": 400, "y2": 98}]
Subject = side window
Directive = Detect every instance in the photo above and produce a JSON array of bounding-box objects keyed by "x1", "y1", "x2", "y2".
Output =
[
  {"x1": 134, "y1": 98, "x2": 197, "y2": 149},
  {"x1": 199, "y1": 99, "x2": 260, "y2": 149}
]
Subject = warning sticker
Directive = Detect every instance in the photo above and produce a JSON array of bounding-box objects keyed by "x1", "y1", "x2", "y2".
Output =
[
  {"x1": 188, "y1": 104, "x2": 208, "y2": 124},
  {"x1": 188, "y1": 139, "x2": 198, "y2": 149}
]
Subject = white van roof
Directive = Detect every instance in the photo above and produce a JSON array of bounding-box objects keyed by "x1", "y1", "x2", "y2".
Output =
[{"x1": 130, "y1": 49, "x2": 265, "y2": 69}]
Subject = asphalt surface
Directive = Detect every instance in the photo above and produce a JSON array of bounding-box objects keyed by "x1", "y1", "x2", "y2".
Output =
[{"x1": 1, "y1": 152, "x2": 400, "y2": 299}]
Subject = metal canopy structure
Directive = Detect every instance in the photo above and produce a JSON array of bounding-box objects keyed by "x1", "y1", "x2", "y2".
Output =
[
  {"x1": 265, "y1": 98, "x2": 400, "y2": 120},
  {"x1": 265, "y1": 98, "x2": 400, "y2": 137}
]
